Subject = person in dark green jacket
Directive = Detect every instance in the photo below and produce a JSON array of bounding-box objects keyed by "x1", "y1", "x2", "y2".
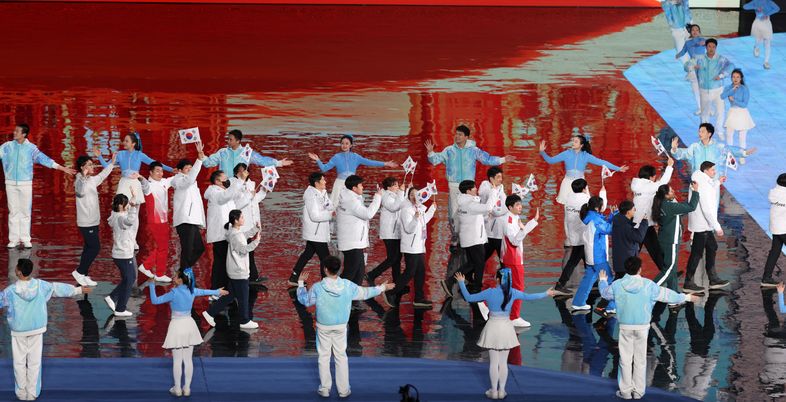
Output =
[{"x1": 651, "y1": 182, "x2": 700, "y2": 292}]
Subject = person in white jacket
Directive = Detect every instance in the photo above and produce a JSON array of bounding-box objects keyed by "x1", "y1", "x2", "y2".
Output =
[
  {"x1": 137, "y1": 162, "x2": 175, "y2": 283},
  {"x1": 336, "y1": 175, "x2": 382, "y2": 309},
  {"x1": 382, "y1": 186, "x2": 436, "y2": 309},
  {"x1": 479, "y1": 167, "x2": 507, "y2": 267},
  {"x1": 172, "y1": 143, "x2": 207, "y2": 272},
  {"x1": 72, "y1": 153, "x2": 116, "y2": 287},
  {"x1": 631, "y1": 158, "x2": 674, "y2": 273},
  {"x1": 683, "y1": 161, "x2": 729, "y2": 293},
  {"x1": 762, "y1": 173, "x2": 786, "y2": 287},
  {"x1": 202, "y1": 209, "x2": 261, "y2": 330},
  {"x1": 105, "y1": 192, "x2": 139, "y2": 317},
  {"x1": 440, "y1": 179, "x2": 499, "y2": 297},
  {"x1": 231, "y1": 163, "x2": 267, "y2": 286},
  {"x1": 288, "y1": 172, "x2": 335, "y2": 287},
  {"x1": 204, "y1": 169, "x2": 243, "y2": 290},
  {"x1": 500, "y1": 194, "x2": 539, "y2": 327},
  {"x1": 366, "y1": 177, "x2": 406, "y2": 285}
]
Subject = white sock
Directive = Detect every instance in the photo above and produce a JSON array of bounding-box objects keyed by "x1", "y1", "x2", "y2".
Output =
[
  {"x1": 739, "y1": 130, "x2": 747, "y2": 149},
  {"x1": 765, "y1": 39, "x2": 772, "y2": 63},
  {"x1": 172, "y1": 348, "x2": 184, "y2": 391},
  {"x1": 183, "y1": 346, "x2": 194, "y2": 390}
]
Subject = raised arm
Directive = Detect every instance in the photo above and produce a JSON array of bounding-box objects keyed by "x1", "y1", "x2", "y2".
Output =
[
  {"x1": 658, "y1": 164, "x2": 674, "y2": 186},
  {"x1": 651, "y1": 281, "x2": 688, "y2": 304},
  {"x1": 423, "y1": 203, "x2": 437, "y2": 224},
  {"x1": 316, "y1": 154, "x2": 337, "y2": 173},
  {"x1": 50, "y1": 282, "x2": 84, "y2": 299},
  {"x1": 401, "y1": 208, "x2": 418, "y2": 235},
  {"x1": 510, "y1": 288, "x2": 548, "y2": 301},
  {"x1": 457, "y1": 280, "x2": 492, "y2": 304},
  {"x1": 201, "y1": 149, "x2": 224, "y2": 168},
  {"x1": 667, "y1": 191, "x2": 700, "y2": 215},
  {"x1": 350, "y1": 281, "x2": 386, "y2": 301},
  {"x1": 427, "y1": 144, "x2": 449, "y2": 166},
  {"x1": 586, "y1": 153, "x2": 621, "y2": 171},
  {"x1": 148, "y1": 282, "x2": 175, "y2": 305},
  {"x1": 296, "y1": 284, "x2": 318, "y2": 307},
  {"x1": 357, "y1": 154, "x2": 386, "y2": 168},
  {"x1": 472, "y1": 147, "x2": 504, "y2": 167},
  {"x1": 250, "y1": 150, "x2": 279, "y2": 168},
  {"x1": 140, "y1": 152, "x2": 173, "y2": 172},
  {"x1": 194, "y1": 288, "x2": 221, "y2": 297},
  {"x1": 305, "y1": 191, "x2": 333, "y2": 223},
  {"x1": 539, "y1": 149, "x2": 569, "y2": 165},
  {"x1": 348, "y1": 194, "x2": 382, "y2": 220}
]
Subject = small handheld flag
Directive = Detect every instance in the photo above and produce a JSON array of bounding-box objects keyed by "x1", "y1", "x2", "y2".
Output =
[
  {"x1": 651, "y1": 136, "x2": 667, "y2": 156},
  {"x1": 725, "y1": 151, "x2": 738, "y2": 172},
  {"x1": 178, "y1": 127, "x2": 201, "y2": 144}
]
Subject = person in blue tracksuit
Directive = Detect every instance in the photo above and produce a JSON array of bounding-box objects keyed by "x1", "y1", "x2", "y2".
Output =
[
  {"x1": 661, "y1": 0, "x2": 693, "y2": 63},
  {"x1": 684, "y1": 39, "x2": 735, "y2": 140},
  {"x1": 571, "y1": 195, "x2": 618, "y2": 313},
  {"x1": 297, "y1": 256, "x2": 392, "y2": 398},
  {"x1": 676, "y1": 24, "x2": 706, "y2": 115},
  {"x1": 743, "y1": 0, "x2": 780, "y2": 69},
  {"x1": 0, "y1": 258, "x2": 91, "y2": 401},
  {"x1": 721, "y1": 69, "x2": 755, "y2": 148},
  {"x1": 599, "y1": 257, "x2": 695, "y2": 400}
]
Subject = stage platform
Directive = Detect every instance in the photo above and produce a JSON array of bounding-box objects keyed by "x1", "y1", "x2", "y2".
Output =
[{"x1": 0, "y1": 356, "x2": 695, "y2": 401}]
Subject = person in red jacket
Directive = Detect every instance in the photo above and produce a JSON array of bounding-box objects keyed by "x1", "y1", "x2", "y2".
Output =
[
  {"x1": 137, "y1": 161, "x2": 174, "y2": 282},
  {"x1": 500, "y1": 194, "x2": 539, "y2": 328}
]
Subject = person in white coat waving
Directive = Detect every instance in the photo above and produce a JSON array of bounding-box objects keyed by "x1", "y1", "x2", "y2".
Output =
[
  {"x1": 171, "y1": 143, "x2": 207, "y2": 273},
  {"x1": 204, "y1": 169, "x2": 243, "y2": 290},
  {"x1": 630, "y1": 158, "x2": 674, "y2": 273},
  {"x1": 231, "y1": 163, "x2": 267, "y2": 286},
  {"x1": 500, "y1": 195, "x2": 539, "y2": 327},
  {"x1": 761, "y1": 173, "x2": 786, "y2": 287},
  {"x1": 288, "y1": 172, "x2": 335, "y2": 287},
  {"x1": 366, "y1": 177, "x2": 406, "y2": 285},
  {"x1": 479, "y1": 167, "x2": 508, "y2": 267}
]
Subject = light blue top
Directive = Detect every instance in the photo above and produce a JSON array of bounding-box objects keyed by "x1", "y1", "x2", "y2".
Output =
[
  {"x1": 676, "y1": 36, "x2": 706, "y2": 59},
  {"x1": 743, "y1": 0, "x2": 780, "y2": 19},
  {"x1": 148, "y1": 283, "x2": 220, "y2": 317},
  {"x1": 203, "y1": 146, "x2": 278, "y2": 174},
  {"x1": 457, "y1": 281, "x2": 547, "y2": 317},
  {"x1": 539, "y1": 149, "x2": 621, "y2": 178},
  {"x1": 600, "y1": 274, "x2": 687, "y2": 327},
  {"x1": 684, "y1": 53, "x2": 734, "y2": 90},
  {"x1": 779, "y1": 292, "x2": 786, "y2": 313},
  {"x1": 98, "y1": 150, "x2": 172, "y2": 178},
  {"x1": 297, "y1": 277, "x2": 383, "y2": 326},
  {"x1": 0, "y1": 139, "x2": 58, "y2": 183},
  {"x1": 582, "y1": 210, "x2": 616, "y2": 266},
  {"x1": 428, "y1": 140, "x2": 503, "y2": 183},
  {"x1": 721, "y1": 84, "x2": 750, "y2": 108},
  {"x1": 661, "y1": 0, "x2": 692, "y2": 29},
  {"x1": 0, "y1": 279, "x2": 80, "y2": 336},
  {"x1": 317, "y1": 151, "x2": 385, "y2": 180},
  {"x1": 672, "y1": 139, "x2": 746, "y2": 172}
]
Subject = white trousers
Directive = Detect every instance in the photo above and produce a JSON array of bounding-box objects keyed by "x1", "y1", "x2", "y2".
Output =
[
  {"x1": 700, "y1": 87, "x2": 725, "y2": 138},
  {"x1": 618, "y1": 328, "x2": 648, "y2": 397},
  {"x1": 13, "y1": 333, "x2": 43, "y2": 400},
  {"x1": 447, "y1": 182, "x2": 460, "y2": 223},
  {"x1": 671, "y1": 27, "x2": 690, "y2": 64},
  {"x1": 6, "y1": 182, "x2": 33, "y2": 244},
  {"x1": 329, "y1": 178, "x2": 346, "y2": 209},
  {"x1": 317, "y1": 324, "x2": 349, "y2": 396}
]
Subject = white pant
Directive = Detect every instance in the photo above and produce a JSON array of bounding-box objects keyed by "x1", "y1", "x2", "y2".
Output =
[
  {"x1": 329, "y1": 178, "x2": 346, "y2": 209},
  {"x1": 447, "y1": 182, "x2": 460, "y2": 222},
  {"x1": 12, "y1": 333, "x2": 43, "y2": 400},
  {"x1": 618, "y1": 327, "x2": 648, "y2": 397},
  {"x1": 699, "y1": 87, "x2": 725, "y2": 138},
  {"x1": 6, "y1": 182, "x2": 33, "y2": 244},
  {"x1": 317, "y1": 324, "x2": 349, "y2": 396},
  {"x1": 671, "y1": 27, "x2": 690, "y2": 64}
]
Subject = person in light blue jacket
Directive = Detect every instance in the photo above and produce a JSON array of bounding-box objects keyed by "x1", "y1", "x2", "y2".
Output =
[
  {"x1": 0, "y1": 258, "x2": 91, "y2": 401},
  {"x1": 676, "y1": 24, "x2": 706, "y2": 115},
  {"x1": 743, "y1": 0, "x2": 780, "y2": 69},
  {"x1": 571, "y1": 196, "x2": 618, "y2": 314},
  {"x1": 599, "y1": 257, "x2": 695, "y2": 400},
  {"x1": 685, "y1": 39, "x2": 735, "y2": 139},
  {"x1": 721, "y1": 69, "x2": 755, "y2": 148},
  {"x1": 297, "y1": 256, "x2": 392, "y2": 398},
  {"x1": 309, "y1": 134, "x2": 397, "y2": 207},
  {"x1": 425, "y1": 125, "x2": 512, "y2": 226},
  {"x1": 0, "y1": 123, "x2": 76, "y2": 248},
  {"x1": 661, "y1": 0, "x2": 693, "y2": 63},
  {"x1": 203, "y1": 128, "x2": 293, "y2": 182},
  {"x1": 670, "y1": 123, "x2": 756, "y2": 175}
]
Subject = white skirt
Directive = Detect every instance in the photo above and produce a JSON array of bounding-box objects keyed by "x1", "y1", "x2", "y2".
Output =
[
  {"x1": 477, "y1": 315, "x2": 519, "y2": 350},
  {"x1": 725, "y1": 107, "x2": 756, "y2": 131},
  {"x1": 116, "y1": 176, "x2": 145, "y2": 204},
  {"x1": 556, "y1": 174, "x2": 584, "y2": 205},
  {"x1": 752, "y1": 18, "x2": 773, "y2": 40},
  {"x1": 162, "y1": 316, "x2": 203, "y2": 349},
  {"x1": 329, "y1": 178, "x2": 346, "y2": 208}
]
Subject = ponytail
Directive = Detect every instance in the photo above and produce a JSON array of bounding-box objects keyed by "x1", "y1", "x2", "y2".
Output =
[
  {"x1": 574, "y1": 135, "x2": 592, "y2": 155},
  {"x1": 224, "y1": 209, "x2": 242, "y2": 230},
  {"x1": 651, "y1": 185, "x2": 670, "y2": 226},
  {"x1": 179, "y1": 267, "x2": 196, "y2": 294},
  {"x1": 497, "y1": 268, "x2": 513, "y2": 311},
  {"x1": 580, "y1": 196, "x2": 604, "y2": 220}
]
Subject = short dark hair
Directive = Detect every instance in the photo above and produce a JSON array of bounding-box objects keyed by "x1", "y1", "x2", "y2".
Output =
[
  {"x1": 340, "y1": 134, "x2": 354, "y2": 144},
  {"x1": 699, "y1": 122, "x2": 715, "y2": 137},
  {"x1": 149, "y1": 161, "x2": 163, "y2": 172},
  {"x1": 176, "y1": 159, "x2": 193, "y2": 170},
  {"x1": 778, "y1": 173, "x2": 786, "y2": 187},
  {"x1": 487, "y1": 166, "x2": 503, "y2": 180},
  {"x1": 308, "y1": 172, "x2": 324, "y2": 187},
  {"x1": 700, "y1": 161, "x2": 715, "y2": 172},
  {"x1": 228, "y1": 129, "x2": 243, "y2": 141},
  {"x1": 705, "y1": 38, "x2": 718, "y2": 47},
  {"x1": 624, "y1": 256, "x2": 642, "y2": 275},
  {"x1": 619, "y1": 200, "x2": 635, "y2": 216},
  {"x1": 16, "y1": 123, "x2": 30, "y2": 136},
  {"x1": 638, "y1": 165, "x2": 656, "y2": 180},
  {"x1": 459, "y1": 180, "x2": 475, "y2": 194},
  {"x1": 76, "y1": 155, "x2": 92, "y2": 171},
  {"x1": 233, "y1": 162, "x2": 248, "y2": 177},
  {"x1": 112, "y1": 193, "x2": 129, "y2": 212},
  {"x1": 345, "y1": 175, "x2": 363, "y2": 190},
  {"x1": 381, "y1": 177, "x2": 398, "y2": 190},
  {"x1": 505, "y1": 194, "x2": 522, "y2": 209},
  {"x1": 571, "y1": 178, "x2": 587, "y2": 193},
  {"x1": 324, "y1": 256, "x2": 342, "y2": 275},
  {"x1": 455, "y1": 125, "x2": 470, "y2": 136},
  {"x1": 210, "y1": 170, "x2": 224, "y2": 184},
  {"x1": 17, "y1": 258, "x2": 34, "y2": 277}
]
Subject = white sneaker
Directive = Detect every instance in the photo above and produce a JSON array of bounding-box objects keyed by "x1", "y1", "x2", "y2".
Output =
[
  {"x1": 104, "y1": 296, "x2": 116, "y2": 312},
  {"x1": 605, "y1": 309, "x2": 616, "y2": 315},
  {"x1": 485, "y1": 388, "x2": 498, "y2": 399},
  {"x1": 114, "y1": 310, "x2": 133, "y2": 317},
  {"x1": 511, "y1": 318, "x2": 531, "y2": 328},
  {"x1": 170, "y1": 387, "x2": 182, "y2": 397},
  {"x1": 182, "y1": 388, "x2": 191, "y2": 397},
  {"x1": 7, "y1": 242, "x2": 17, "y2": 248},
  {"x1": 755, "y1": 46, "x2": 761, "y2": 57},
  {"x1": 338, "y1": 390, "x2": 351, "y2": 398},
  {"x1": 616, "y1": 390, "x2": 632, "y2": 400},
  {"x1": 694, "y1": 110, "x2": 701, "y2": 116},
  {"x1": 317, "y1": 389, "x2": 330, "y2": 398},
  {"x1": 570, "y1": 304, "x2": 591, "y2": 311},
  {"x1": 202, "y1": 311, "x2": 216, "y2": 327},
  {"x1": 72, "y1": 271, "x2": 88, "y2": 287},
  {"x1": 209, "y1": 295, "x2": 220, "y2": 302},
  {"x1": 239, "y1": 320, "x2": 259, "y2": 329},
  {"x1": 83, "y1": 276, "x2": 98, "y2": 287},
  {"x1": 137, "y1": 264, "x2": 154, "y2": 279},
  {"x1": 478, "y1": 302, "x2": 490, "y2": 321},
  {"x1": 22, "y1": 241, "x2": 32, "y2": 249},
  {"x1": 764, "y1": 62, "x2": 771, "y2": 69},
  {"x1": 497, "y1": 390, "x2": 507, "y2": 400},
  {"x1": 155, "y1": 275, "x2": 172, "y2": 283}
]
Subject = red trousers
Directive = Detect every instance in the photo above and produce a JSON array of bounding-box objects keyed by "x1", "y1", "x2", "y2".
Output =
[
  {"x1": 143, "y1": 222, "x2": 170, "y2": 276},
  {"x1": 509, "y1": 264, "x2": 525, "y2": 320}
]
